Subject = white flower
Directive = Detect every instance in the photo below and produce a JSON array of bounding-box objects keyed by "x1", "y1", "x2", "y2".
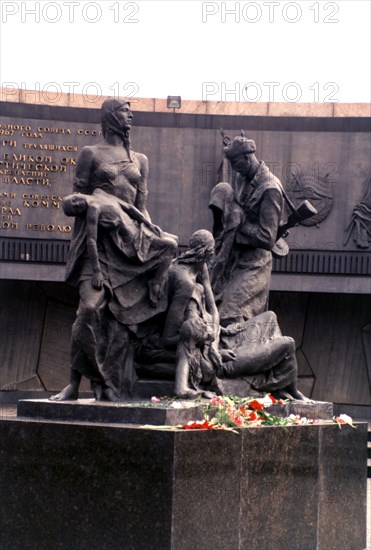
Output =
[
  {"x1": 150, "y1": 396, "x2": 160, "y2": 403},
  {"x1": 335, "y1": 414, "x2": 355, "y2": 427}
]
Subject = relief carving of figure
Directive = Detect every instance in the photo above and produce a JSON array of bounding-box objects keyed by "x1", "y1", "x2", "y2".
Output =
[{"x1": 344, "y1": 177, "x2": 371, "y2": 249}]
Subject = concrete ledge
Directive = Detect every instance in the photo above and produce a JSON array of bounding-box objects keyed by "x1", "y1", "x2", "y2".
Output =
[
  {"x1": 1, "y1": 87, "x2": 369, "y2": 117},
  {"x1": 17, "y1": 397, "x2": 334, "y2": 425},
  {"x1": 17, "y1": 398, "x2": 204, "y2": 425}
]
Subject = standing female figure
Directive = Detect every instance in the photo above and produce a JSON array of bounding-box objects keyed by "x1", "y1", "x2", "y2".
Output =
[{"x1": 51, "y1": 99, "x2": 176, "y2": 402}]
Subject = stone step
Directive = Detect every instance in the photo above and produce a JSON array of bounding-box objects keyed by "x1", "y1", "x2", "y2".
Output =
[
  {"x1": 17, "y1": 398, "x2": 205, "y2": 426},
  {"x1": 134, "y1": 380, "x2": 334, "y2": 419}
]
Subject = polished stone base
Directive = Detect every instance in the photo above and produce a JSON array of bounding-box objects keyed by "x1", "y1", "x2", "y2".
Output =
[
  {"x1": 17, "y1": 398, "x2": 204, "y2": 425},
  {"x1": 134, "y1": 380, "x2": 333, "y2": 421},
  {"x1": 17, "y1": 397, "x2": 334, "y2": 425},
  {"x1": 0, "y1": 417, "x2": 367, "y2": 550},
  {"x1": 268, "y1": 400, "x2": 333, "y2": 419}
]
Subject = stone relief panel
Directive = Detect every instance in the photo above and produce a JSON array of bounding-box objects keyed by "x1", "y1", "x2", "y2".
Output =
[
  {"x1": 285, "y1": 169, "x2": 334, "y2": 227},
  {"x1": 344, "y1": 177, "x2": 371, "y2": 249}
]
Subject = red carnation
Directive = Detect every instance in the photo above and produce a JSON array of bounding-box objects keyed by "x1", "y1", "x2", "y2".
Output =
[
  {"x1": 249, "y1": 399, "x2": 265, "y2": 411},
  {"x1": 183, "y1": 420, "x2": 214, "y2": 430}
]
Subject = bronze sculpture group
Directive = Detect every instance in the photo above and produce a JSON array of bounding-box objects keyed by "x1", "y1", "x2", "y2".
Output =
[{"x1": 52, "y1": 99, "x2": 311, "y2": 403}]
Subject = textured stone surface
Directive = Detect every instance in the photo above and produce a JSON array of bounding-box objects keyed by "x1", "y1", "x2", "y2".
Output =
[
  {"x1": 216, "y1": 378, "x2": 262, "y2": 398},
  {"x1": 317, "y1": 424, "x2": 368, "y2": 550},
  {"x1": 17, "y1": 398, "x2": 204, "y2": 426},
  {"x1": 303, "y1": 293, "x2": 371, "y2": 404},
  {"x1": 0, "y1": 281, "x2": 47, "y2": 390},
  {"x1": 17, "y1": 397, "x2": 334, "y2": 424},
  {"x1": 206, "y1": 100, "x2": 269, "y2": 116},
  {"x1": 0, "y1": 418, "x2": 367, "y2": 550},
  {"x1": 2, "y1": 88, "x2": 369, "y2": 117},
  {"x1": 172, "y1": 430, "x2": 242, "y2": 550},
  {"x1": 133, "y1": 379, "x2": 176, "y2": 398},
  {"x1": 37, "y1": 302, "x2": 80, "y2": 391},
  {"x1": 0, "y1": 420, "x2": 175, "y2": 550},
  {"x1": 268, "y1": 101, "x2": 333, "y2": 117},
  {"x1": 239, "y1": 426, "x2": 319, "y2": 549},
  {"x1": 334, "y1": 103, "x2": 371, "y2": 117},
  {"x1": 269, "y1": 400, "x2": 334, "y2": 419},
  {"x1": 19, "y1": 88, "x2": 70, "y2": 106}
]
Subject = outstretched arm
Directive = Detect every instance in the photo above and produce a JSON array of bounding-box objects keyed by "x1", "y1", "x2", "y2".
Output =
[{"x1": 115, "y1": 195, "x2": 161, "y2": 235}]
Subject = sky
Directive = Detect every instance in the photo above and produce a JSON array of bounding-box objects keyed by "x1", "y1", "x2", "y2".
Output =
[{"x1": 0, "y1": 0, "x2": 370, "y2": 104}]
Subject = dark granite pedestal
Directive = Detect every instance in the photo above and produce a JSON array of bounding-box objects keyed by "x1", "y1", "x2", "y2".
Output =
[{"x1": 0, "y1": 414, "x2": 367, "y2": 550}]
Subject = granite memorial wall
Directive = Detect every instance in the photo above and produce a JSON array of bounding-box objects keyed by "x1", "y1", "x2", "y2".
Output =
[{"x1": 0, "y1": 100, "x2": 370, "y2": 410}]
